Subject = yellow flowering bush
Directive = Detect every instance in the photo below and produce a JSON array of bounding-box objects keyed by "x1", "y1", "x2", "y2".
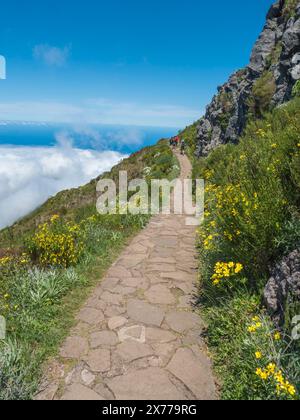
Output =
[
  {"x1": 27, "y1": 216, "x2": 84, "y2": 268},
  {"x1": 246, "y1": 315, "x2": 298, "y2": 400},
  {"x1": 256, "y1": 364, "x2": 296, "y2": 398},
  {"x1": 195, "y1": 99, "x2": 300, "y2": 400},
  {"x1": 211, "y1": 261, "x2": 243, "y2": 285}
]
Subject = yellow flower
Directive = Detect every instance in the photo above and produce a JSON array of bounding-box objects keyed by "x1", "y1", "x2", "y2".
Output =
[
  {"x1": 274, "y1": 332, "x2": 281, "y2": 341},
  {"x1": 288, "y1": 385, "x2": 296, "y2": 397},
  {"x1": 267, "y1": 363, "x2": 276, "y2": 374},
  {"x1": 255, "y1": 351, "x2": 262, "y2": 360},
  {"x1": 235, "y1": 263, "x2": 243, "y2": 274},
  {"x1": 256, "y1": 368, "x2": 268, "y2": 381},
  {"x1": 248, "y1": 325, "x2": 256, "y2": 333}
]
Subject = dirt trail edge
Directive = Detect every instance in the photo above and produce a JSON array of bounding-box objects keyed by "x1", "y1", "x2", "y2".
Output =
[{"x1": 36, "y1": 149, "x2": 217, "y2": 401}]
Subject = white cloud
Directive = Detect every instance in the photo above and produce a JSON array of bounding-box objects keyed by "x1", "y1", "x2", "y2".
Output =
[
  {"x1": 33, "y1": 44, "x2": 71, "y2": 67},
  {"x1": 0, "y1": 143, "x2": 125, "y2": 229},
  {"x1": 0, "y1": 99, "x2": 202, "y2": 128}
]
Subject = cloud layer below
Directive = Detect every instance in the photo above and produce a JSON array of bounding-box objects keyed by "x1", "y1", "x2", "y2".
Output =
[
  {"x1": 0, "y1": 99, "x2": 201, "y2": 128},
  {"x1": 0, "y1": 144, "x2": 125, "y2": 229}
]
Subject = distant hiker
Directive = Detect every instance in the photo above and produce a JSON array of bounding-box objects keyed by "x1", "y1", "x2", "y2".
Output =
[
  {"x1": 170, "y1": 137, "x2": 176, "y2": 150},
  {"x1": 180, "y1": 138, "x2": 186, "y2": 155}
]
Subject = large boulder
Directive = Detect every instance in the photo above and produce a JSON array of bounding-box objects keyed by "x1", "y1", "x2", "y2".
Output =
[{"x1": 264, "y1": 250, "x2": 300, "y2": 325}]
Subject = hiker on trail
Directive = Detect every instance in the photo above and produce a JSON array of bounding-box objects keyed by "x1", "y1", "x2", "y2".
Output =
[{"x1": 180, "y1": 138, "x2": 186, "y2": 155}]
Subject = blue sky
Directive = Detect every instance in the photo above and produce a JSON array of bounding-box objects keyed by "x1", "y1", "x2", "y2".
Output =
[{"x1": 0, "y1": 0, "x2": 274, "y2": 127}]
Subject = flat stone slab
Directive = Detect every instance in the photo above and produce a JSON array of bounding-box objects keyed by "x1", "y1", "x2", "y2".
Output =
[
  {"x1": 106, "y1": 367, "x2": 187, "y2": 400},
  {"x1": 108, "y1": 316, "x2": 128, "y2": 330},
  {"x1": 61, "y1": 384, "x2": 105, "y2": 400},
  {"x1": 145, "y1": 284, "x2": 176, "y2": 305},
  {"x1": 116, "y1": 341, "x2": 154, "y2": 363},
  {"x1": 77, "y1": 308, "x2": 104, "y2": 325},
  {"x1": 112, "y1": 285, "x2": 136, "y2": 295},
  {"x1": 121, "y1": 277, "x2": 149, "y2": 289},
  {"x1": 165, "y1": 311, "x2": 201, "y2": 334},
  {"x1": 101, "y1": 291, "x2": 124, "y2": 305},
  {"x1": 84, "y1": 349, "x2": 111, "y2": 373},
  {"x1": 118, "y1": 325, "x2": 146, "y2": 343},
  {"x1": 161, "y1": 272, "x2": 195, "y2": 282},
  {"x1": 167, "y1": 348, "x2": 216, "y2": 400},
  {"x1": 145, "y1": 328, "x2": 177, "y2": 343},
  {"x1": 81, "y1": 369, "x2": 96, "y2": 386},
  {"x1": 118, "y1": 254, "x2": 147, "y2": 268},
  {"x1": 101, "y1": 277, "x2": 120, "y2": 291},
  {"x1": 107, "y1": 267, "x2": 132, "y2": 278},
  {"x1": 90, "y1": 331, "x2": 119, "y2": 348},
  {"x1": 127, "y1": 299, "x2": 165, "y2": 327},
  {"x1": 60, "y1": 337, "x2": 89, "y2": 359},
  {"x1": 152, "y1": 237, "x2": 178, "y2": 248},
  {"x1": 35, "y1": 383, "x2": 59, "y2": 401},
  {"x1": 146, "y1": 264, "x2": 176, "y2": 273}
]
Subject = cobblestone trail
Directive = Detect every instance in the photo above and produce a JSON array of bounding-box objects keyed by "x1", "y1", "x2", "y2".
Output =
[{"x1": 36, "y1": 150, "x2": 217, "y2": 401}]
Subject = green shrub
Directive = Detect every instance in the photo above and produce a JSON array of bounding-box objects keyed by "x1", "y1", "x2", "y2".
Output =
[
  {"x1": 202, "y1": 290, "x2": 299, "y2": 400},
  {"x1": 196, "y1": 98, "x2": 300, "y2": 400},
  {"x1": 198, "y1": 98, "x2": 300, "y2": 284},
  {"x1": 27, "y1": 215, "x2": 84, "y2": 268},
  {"x1": 247, "y1": 71, "x2": 276, "y2": 119},
  {"x1": 283, "y1": 0, "x2": 298, "y2": 17},
  {"x1": 0, "y1": 340, "x2": 38, "y2": 400},
  {"x1": 179, "y1": 120, "x2": 199, "y2": 158},
  {"x1": 292, "y1": 80, "x2": 300, "y2": 98}
]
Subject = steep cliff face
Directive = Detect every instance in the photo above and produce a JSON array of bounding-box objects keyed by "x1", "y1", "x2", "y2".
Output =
[{"x1": 196, "y1": 0, "x2": 300, "y2": 157}]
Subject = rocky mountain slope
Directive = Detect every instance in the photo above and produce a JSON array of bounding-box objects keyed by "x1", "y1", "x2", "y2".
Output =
[{"x1": 196, "y1": 0, "x2": 300, "y2": 156}]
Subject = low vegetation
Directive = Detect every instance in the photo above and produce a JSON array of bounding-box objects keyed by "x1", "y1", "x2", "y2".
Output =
[
  {"x1": 191, "y1": 98, "x2": 300, "y2": 400},
  {"x1": 0, "y1": 140, "x2": 179, "y2": 400},
  {"x1": 247, "y1": 71, "x2": 276, "y2": 120}
]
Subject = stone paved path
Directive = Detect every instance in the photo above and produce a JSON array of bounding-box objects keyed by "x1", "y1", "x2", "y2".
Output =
[{"x1": 36, "y1": 150, "x2": 217, "y2": 401}]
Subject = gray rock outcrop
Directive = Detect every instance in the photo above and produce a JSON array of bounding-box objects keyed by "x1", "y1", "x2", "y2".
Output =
[
  {"x1": 196, "y1": 0, "x2": 300, "y2": 156},
  {"x1": 264, "y1": 249, "x2": 300, "y2": 325}
]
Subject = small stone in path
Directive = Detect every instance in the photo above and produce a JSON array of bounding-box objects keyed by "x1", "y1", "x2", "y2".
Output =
[
  {"x1": 108, "y1": 316, "x2": 127, "y2": 330},
  {"x1": 81, "y1": 369, "x2": 96, "y2": 386},
  {"x1": 118, "y1": 325, "x2": 146, "y2": 343}
]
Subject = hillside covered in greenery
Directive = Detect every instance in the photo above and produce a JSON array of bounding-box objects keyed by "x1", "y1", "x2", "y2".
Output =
[
  {"x1": 183, "y1": 96, "x2": 300, "y2": 400},
  {"x1": 0, "y1": 140, "x2": 179, "y2": 400}
]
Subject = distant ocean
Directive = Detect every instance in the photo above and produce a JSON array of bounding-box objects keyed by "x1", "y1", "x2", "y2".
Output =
[
  {"x1": 0, "y1": 122, "x2": 177, "y2": 154},
  {"x1": 0, "y1": 122, "x2": 177, "y2": 229}
]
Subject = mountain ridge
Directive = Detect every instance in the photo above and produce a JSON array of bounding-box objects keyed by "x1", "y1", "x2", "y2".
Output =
[{"x1": 194, "y1": 0, "x2": 300, "y2": 157}]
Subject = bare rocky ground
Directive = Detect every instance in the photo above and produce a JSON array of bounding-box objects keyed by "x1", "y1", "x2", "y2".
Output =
[{"x1": 36, "y1": 151, "x2": 217, "y2": 401}]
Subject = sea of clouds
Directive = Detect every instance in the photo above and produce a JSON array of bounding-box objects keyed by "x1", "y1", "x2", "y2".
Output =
[{"x1": 0, "y1": 140, "x2": 125, "y2": 229}]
